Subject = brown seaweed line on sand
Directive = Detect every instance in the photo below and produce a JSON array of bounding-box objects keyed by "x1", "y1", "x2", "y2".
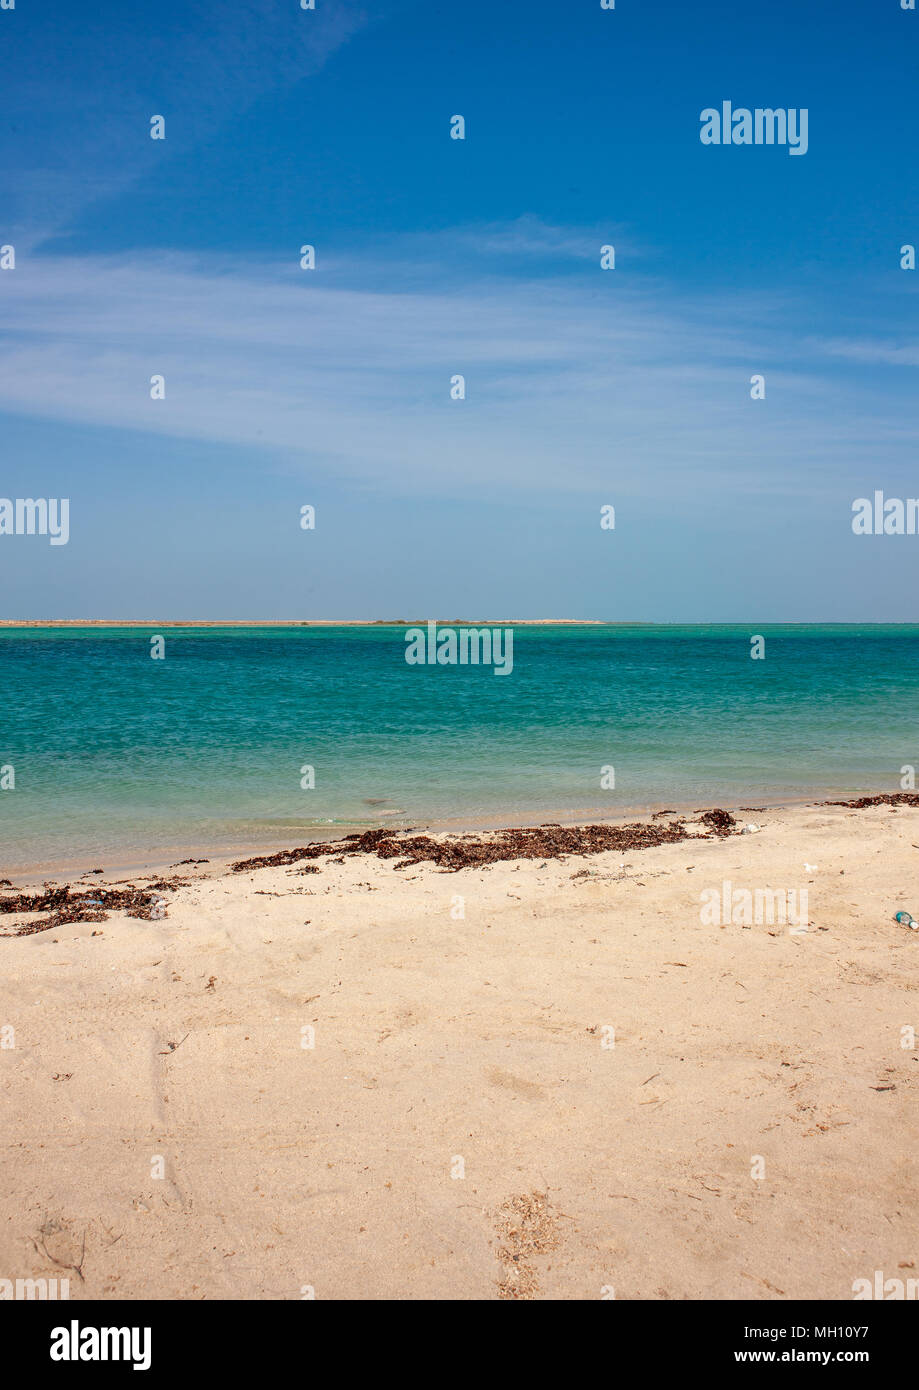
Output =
[
  {"x1": 0, "y1": 877, "x2": 189, "y2": 937},
  {"x1": 229, "y1": 808, "x2": 739, "y2": 875},
  {"x1": 822, "y1": 792, "x2": 919, "y2": 809},
  {"x1": 3, "y1": 796, "x2": 912, "y2": 935}
]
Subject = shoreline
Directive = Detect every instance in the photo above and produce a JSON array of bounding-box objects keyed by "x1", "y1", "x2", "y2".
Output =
[
  {"x1": 0, "y1": 789, "x2": 876, "y2": 885},
  {"x1": 3, "y1": 790, "x2": 915, "y2": 906}
]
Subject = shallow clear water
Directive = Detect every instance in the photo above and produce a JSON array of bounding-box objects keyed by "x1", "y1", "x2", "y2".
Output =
[{"x1": 1, "y1": 623, "x2": 916, "y2": 870}]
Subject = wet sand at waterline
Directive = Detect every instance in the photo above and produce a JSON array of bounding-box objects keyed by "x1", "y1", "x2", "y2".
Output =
[{"x1": 1, "y1": 802, "x2": 916, "y2": 1300}]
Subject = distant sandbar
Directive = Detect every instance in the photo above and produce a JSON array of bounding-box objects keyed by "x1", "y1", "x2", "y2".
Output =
[{"x1": 0, "y1": 618, "x2": 605, "y2": 627}]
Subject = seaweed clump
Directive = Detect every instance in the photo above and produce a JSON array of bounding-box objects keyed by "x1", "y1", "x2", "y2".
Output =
[
  {"x1": 0, "y1": 879, "x2": 185, "y2": 937},
  {"x1": 231, "y1": 811, "x2": 738, "y2": 875},
  {"x1": 824, "y1": 793, "x2": 919, "y2": 810}
]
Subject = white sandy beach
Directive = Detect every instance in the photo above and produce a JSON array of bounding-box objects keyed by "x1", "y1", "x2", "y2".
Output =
[{"x1": 1, "y1": 802, "x2": 916, "y2": 1300}]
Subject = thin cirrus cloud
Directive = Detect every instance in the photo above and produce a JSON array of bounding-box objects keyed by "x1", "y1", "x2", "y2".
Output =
[
  {"x1": 0, "y1": 234, "x2": 915, "y2": 504},
  {"x1": 814, "y1": 337, "x2": 919, "y2": 369},
  {"x1": 393, "y1": 215, "x2": 644, "y2": 266}
]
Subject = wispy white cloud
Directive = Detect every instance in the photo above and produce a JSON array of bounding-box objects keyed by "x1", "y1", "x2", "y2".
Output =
[
  {"x1": 811, "y1": 336, "x2": 919, "y2": 368},
  {"x1": 0, "y1": 238, "x2": 915, "y2": 505},
  {"x1": 393, "y1": 215, "x2": 642, "y2": 265}
]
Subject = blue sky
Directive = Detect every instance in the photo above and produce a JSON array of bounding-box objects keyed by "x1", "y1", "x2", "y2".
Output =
[{"x1": 1, "y1": 0, "x2": 917, "y2": 619}]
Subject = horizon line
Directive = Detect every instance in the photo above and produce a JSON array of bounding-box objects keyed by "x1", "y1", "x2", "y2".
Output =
[{"x1": 2, "y1": 620, "x2": 918, "y2": 629}]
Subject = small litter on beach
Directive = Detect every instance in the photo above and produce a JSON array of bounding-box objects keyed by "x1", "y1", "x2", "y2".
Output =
[
  {"x1": 741, "y1": 824, "x2": 761, "y2": 834},
  {"x1": 895, "y1": 911, "x2": 919, "y2": 930}
]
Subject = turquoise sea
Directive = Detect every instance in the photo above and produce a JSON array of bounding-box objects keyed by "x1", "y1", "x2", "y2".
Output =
[{"x1": 1, "y1": 624, "x2": 917, "y2": 872}]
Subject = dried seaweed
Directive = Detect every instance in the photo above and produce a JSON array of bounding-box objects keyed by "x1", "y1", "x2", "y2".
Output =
[
  {"x1": 0, "y1": 880, "x2": 182, "y2": 936},
  {"x1": 696, "y1": 808, "x2": 737, "y2": 836},
  {"x1": 824, "y1": 792, "x2": 919, "y2": 809},
  {"x1": 231, "y1": 812, "x2": 737, "y2": 875}
]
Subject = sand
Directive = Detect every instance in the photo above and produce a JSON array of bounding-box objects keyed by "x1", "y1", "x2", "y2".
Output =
[{"x1": 1, "y1": 802, "x2": 916, "y2": 1300}]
